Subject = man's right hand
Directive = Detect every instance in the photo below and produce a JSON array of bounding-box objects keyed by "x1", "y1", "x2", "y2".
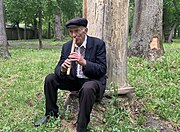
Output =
[{"x1": 60, "y1": 59, "x2": 71, "y2": 73}]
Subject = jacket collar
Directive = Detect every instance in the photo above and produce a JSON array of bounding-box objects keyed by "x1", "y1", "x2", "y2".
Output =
[{"x1": 85, "y1": 35, "x2": 93, "y2": 59}]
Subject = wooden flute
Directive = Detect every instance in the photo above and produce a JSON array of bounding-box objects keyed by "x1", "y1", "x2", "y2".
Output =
[{"x1": 66, "y1": 38, "x2": 76, "y2": 75}]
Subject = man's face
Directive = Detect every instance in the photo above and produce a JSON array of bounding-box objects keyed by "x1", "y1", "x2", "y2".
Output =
[{"x1": 68, "y1": 26, "x2": 87, "y2": 46}]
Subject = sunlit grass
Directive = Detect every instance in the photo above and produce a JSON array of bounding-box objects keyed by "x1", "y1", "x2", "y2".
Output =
[{"x1": 164, "y1": 38, "x2": 180, "y2": 50}]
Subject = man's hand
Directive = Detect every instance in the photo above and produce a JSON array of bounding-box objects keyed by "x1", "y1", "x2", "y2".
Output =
[
  {"x1": 69, "y1": 52, "x2": 86, "y2": 66},
  {"x1": 61, "y1": 58, "x2": 71, "y2": 73}
]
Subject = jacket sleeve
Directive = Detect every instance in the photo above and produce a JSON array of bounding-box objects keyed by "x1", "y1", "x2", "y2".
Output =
[
  {"x1": 83, "y1": 41, "x2": 107, "y2": 79},
  {"x1": 54, "y1": 45, "x2": 66, "y2": 78}
]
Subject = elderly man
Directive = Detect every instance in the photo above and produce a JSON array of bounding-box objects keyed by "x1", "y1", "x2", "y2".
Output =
[{"x1": 34, "y1": 18, "x2": 107, "y2": 132}]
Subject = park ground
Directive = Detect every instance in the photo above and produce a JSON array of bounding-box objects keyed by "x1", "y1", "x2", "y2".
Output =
[{"x1": 0, "y1": 39, "x2": 179, "y2": 131}]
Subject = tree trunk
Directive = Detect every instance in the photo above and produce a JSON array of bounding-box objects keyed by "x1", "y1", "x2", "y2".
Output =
[
  {"x1": 33, "y1": 18, "x2": 38, "y2": 39},
  {"x1": 83, "y1": 0, "x2": 87, "y2": 18},
  {"x1": 38, "y1": 9, "x2": 43, "y2": 49},
  {"x1": 178, "y1": 27, "x2": 180, "y2": 37},
  {"x1": 54, "y1": 9, "x2": 63, "y2": 40},
  {"x1": 0, "y1": 0, "x2": 10, "y2": 58},
  {"x1": 168, "y1": 23, "x2": 177, "y2": 43},
  {"x1": 16, "y1": 22, "x2": 21, "y2": 40},
  {"x1": 84, "y1": 0, "x2": 134, "y2": 93},
  {"x1": 48, "y1": 21, "x2": 51, "y2": 39},
  {"x1": 24, "y1": 22, "x2": 27, "y2": 40},
  {"x1": 129, "y1": 0, "x2": 164, "y2": 61},
  {"x1": 163, "y1": 6, "x2": 172, "y2": 43},
  {"x1": 174, "y1": 26, "x2": 177, "y2": 38}
]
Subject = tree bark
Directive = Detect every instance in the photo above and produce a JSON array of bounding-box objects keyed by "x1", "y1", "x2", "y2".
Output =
[
  {"x1": 33, "y1": 18, "x2": 38, "y2": 39},
  {"x1": 48, "y1": 21, "x2": 51, "y2": 39},
  {"x1": 174, "y1": 26, "x2": 177, "y2": 38},
  {"x1": 84, "y1": 0, "x2": 133, "y2": 93},
  {"x1": 0, "y1": 0, "x2": 10, "y2": 58},
  {"x1": 24, "y1": 22, "x2": 27, "y2": 40},
  {"x1": 83, "y1": 0, "x2": 87, "y2": 18},
  {"x1": 54, "y1": 9, "x2": 63, "y2": 40},
  {"x1": 129, "y1": 0, "x2": 164, "y2": 61},
  {"x1": 16, "y1": 22, "x2": 21, "y2": 40},
  {"x1": 168, "y1": 23, "x2": 177, "y2": 43},
  {"x1": 38, "y1": 9, "x2": 43, "y2": 49}
]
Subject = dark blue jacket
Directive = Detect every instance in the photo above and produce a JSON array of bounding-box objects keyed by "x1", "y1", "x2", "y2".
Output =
[{"x1": 55, "y1": 36, "x2": 107, "y2": 101}]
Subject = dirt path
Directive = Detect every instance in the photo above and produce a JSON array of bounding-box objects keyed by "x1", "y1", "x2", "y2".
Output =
[{"x1": 9, "y1": 42, "x2": 62, "y2": 49}]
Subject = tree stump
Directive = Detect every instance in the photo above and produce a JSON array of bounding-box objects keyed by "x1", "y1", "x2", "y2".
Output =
[
  {"x1": 64, "y1": 91, "x2": 79, "y2": 114},
  {"x1": 63, "y1": 89, "x2": 135, "y2": 131}
]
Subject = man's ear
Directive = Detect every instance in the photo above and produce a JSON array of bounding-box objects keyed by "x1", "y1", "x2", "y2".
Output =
[
  {"x1": 83, "y1": 28, "x2": 88, "y2": 34},
  {"x1": 85, "y1": 28, "x2": 88, "y2": 32}
]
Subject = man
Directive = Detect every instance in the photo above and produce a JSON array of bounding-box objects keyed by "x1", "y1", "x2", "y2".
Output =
[{"x1": 34, "y1": 18, "x2": 107, "y2": 132}]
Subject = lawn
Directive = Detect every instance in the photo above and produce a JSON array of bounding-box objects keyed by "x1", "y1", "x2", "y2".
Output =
[{"x1": 0, "y1": 39, "x2": 179, "y2": 131}]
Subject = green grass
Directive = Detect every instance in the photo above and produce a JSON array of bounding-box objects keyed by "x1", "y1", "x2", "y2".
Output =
[
  {"x1": 0, "y1": 39, "x2": 179, "y2": 131},
  {"x1": 0, "y1": 46, "x2": 60, "y2": 131},
  {"x1": 128, "y1": 40, "x2": 180, "y2": 124}
]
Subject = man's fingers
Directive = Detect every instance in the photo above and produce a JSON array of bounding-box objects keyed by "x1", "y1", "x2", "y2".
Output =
[
  {"x1": 64, "y1": 63, "x2": 71, "y2": 68},
  {"x1": 64, "y1": 59, "x2": 71, "y2": 67},
  {"x1": 62, "y1": 59, "x2": 71, "y2": 69},
  {"x1": 65, "y1": 59, "x2": 71, "y2": 64}
]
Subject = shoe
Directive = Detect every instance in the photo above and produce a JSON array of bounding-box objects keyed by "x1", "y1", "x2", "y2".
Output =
[{"x1": 34, "y1": 115, "x2": 50, "y2": 127}]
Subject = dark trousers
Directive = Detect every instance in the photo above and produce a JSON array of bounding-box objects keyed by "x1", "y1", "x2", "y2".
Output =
[{"x1": 44, "y1": 74, "x2": 99, "y2": 132}]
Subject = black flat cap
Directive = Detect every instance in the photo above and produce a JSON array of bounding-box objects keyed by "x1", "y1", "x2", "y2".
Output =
[{"x1": 65, "y1": 18, "x2": 88, "y2": 28}]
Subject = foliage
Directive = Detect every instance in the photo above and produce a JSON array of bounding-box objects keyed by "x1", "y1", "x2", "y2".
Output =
[
  {"x1": 129, "y1": 0, "x2": 134, "y2": 35},
  {"x1": 60, "y1": 0, "x2": 82, "y2": 21},
  {"x1": 4, "y1": 0, "x2": 24, "y2": 24},
  {"x1": 4, "y1": 0, "x2": 83, "y2": 38},
  {"x1": 163, "y1": 0, "x2": 177, "y2": 25},
  {"x1": 0, "y1": 39, "x2": 179, "y2": 131},
  {"x1": 163, "y1": 0, "x2": 180, "y2": 40}
]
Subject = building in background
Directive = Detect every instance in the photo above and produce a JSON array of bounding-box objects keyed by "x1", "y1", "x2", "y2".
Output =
[{"x1": 6, "y1": 24, "x2": 36, "y2": 40}]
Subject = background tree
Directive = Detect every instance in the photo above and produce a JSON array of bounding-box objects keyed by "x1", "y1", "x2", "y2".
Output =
[
  {"x1": 169, "y1": 0, "x2": 180, "y2": 40},
  {"x1": 4, "y1": 0, "x2": 24, "y2": 40},
  {"x1": 60, "y1": 0, "x2": 82, "y2": 35},
  {"x1": 163, "y1": 0, "x2": 180, "y2": 43},
  {"x1": 0, "y1": 0, "x2": 10, "y2": 58},
  {"x1": 129, "y1": 0, "x2": 135, "y2": 37},
  {"x1": 54, "y1": 0, "x2": 63, "y2": 40},
  {"x1": 4, "y1": 0, "x2": 83, "y2": 41},
  {"x1": 21, "y1": 0, "x2": 37, "y2": 40},
  {"x1": 128, "y1": 0, "x2": 164, "y2": 61},
  {"x1": 84, "y1": 0, "x2": 134, "y2": 94},
  {"x1": 38, "y1": 6, "x2": 43, "y2": 49}
]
